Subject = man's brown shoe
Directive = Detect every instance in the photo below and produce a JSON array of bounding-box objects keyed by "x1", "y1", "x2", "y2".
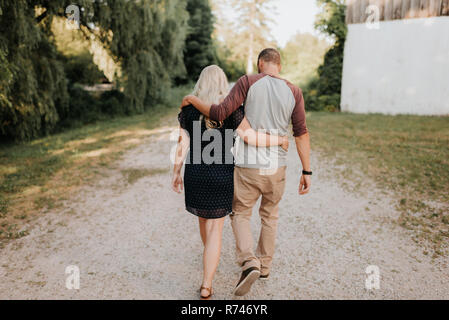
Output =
[{"x1": 233, "y1": 267, "x2": 260, "y2": 296}]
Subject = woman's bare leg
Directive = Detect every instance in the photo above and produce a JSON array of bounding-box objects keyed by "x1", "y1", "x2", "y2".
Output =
[
  {"x1": 199, "y1": 217, "x2": 225, "y2": 297},
  {"x1": 198, "y1": 217, "x2": 207, "y2": 246}
]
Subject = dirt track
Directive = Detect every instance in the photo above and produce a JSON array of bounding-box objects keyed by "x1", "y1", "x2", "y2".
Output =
[{"x1": 0, "y1": 117, "x2": 448, "y2": 299}]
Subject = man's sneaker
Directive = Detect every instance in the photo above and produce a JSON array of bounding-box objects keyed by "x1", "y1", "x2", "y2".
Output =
[
  {"x1": 259, "y1": 273, "x2": 269, "y2": 280},
  {"x1": 233, "y1": 267, "x2": 260, "y2": 296}
]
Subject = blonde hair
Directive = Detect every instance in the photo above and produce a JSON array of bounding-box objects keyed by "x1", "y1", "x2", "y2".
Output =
[{"x1": 191, "y1": 65, "x2": 229, "y2": 129}]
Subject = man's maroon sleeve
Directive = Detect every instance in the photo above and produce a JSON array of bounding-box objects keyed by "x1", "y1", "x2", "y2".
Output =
[
  {"x1": 209, "y1": 75, "x2": 250, "y2": 122},
  {"x1": 291, "y1": 88, "x2": 308, "y2": 137}
]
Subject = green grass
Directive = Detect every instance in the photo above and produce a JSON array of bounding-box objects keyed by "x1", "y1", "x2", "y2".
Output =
[
  {"x1": 0, "y1": 85, "x2": 190, "y2": 244},
  {"x1": 307, "y1": 112, "x2": 449, "y2": 257}
]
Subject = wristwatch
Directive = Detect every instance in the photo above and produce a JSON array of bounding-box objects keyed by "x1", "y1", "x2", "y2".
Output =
[{"x1": 302, "y1": 170, "x2": 312, "y2": 176}]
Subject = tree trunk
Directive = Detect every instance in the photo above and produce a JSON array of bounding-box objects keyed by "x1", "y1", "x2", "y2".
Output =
[
  {"x1": 246, "y1": 3, "x2": 256, "y2": 75},
  {"x1": 246, "y1": 31, "x2": 254, "y2": 75}
]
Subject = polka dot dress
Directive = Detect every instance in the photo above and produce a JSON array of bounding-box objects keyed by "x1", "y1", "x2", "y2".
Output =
[{"x1": 178, "y1": 105, "x2": 244, "y2": 219}]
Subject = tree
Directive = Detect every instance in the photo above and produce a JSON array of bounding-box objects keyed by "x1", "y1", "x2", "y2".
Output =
[
  {"x1": 214, "y1": 42, "x2": 246, "y2": 81},
  {"x1": 0, "y1": 0, "x2": 189, "y2": 140},
  {"x1": 224, "y1": 0, "x2": 276, "y2": 74},
  {"x1": 303, "y1": 0, "x2": 347, "y2": 111},
  {"x1": 182, "y1": 0, "x2": 216, "y2": 82},
  {"x1": 209, "y1": 0, "x2": 244, "y2": 80},
  {"x1": 314, "y1": 0, "x2": 346, "y2": 96},
  {"x1": 88, "y1": 0, "x2": 189, "y2": 112},
  {"x1": 281, "y1": 33, "x2": 330, "y2": 88},
  {"x1": 0, "y1": 0, "x2": 70, "y2": 140}
]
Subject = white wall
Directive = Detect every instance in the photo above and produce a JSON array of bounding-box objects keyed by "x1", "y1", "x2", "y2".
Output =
[{"x1": 341, "y1": 17, "x2": 449, "y2": 115}]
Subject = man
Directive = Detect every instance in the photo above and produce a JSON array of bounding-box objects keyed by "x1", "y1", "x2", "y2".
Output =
[{"x1": 181, "y1": 48, "x2": 311, "y2": 296}]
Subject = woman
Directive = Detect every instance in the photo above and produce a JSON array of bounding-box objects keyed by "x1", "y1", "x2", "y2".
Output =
[{"x1": 172, "y1": 65, "x2": 288, "y2": 299}]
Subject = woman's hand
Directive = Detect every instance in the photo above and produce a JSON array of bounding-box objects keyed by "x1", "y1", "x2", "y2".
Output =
[
  {"x1": 172, "y1": 172, "x2": 183, "y2": 194},
  {"x1": 280, "y1": 136, "x2": 289, "y2": 151},
  {"x1": 180, "y1": 95, "x2": 194, "y2": 108}
]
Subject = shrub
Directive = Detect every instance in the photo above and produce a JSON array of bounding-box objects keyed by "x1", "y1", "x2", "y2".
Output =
[
  {"x1": 100, "y1": 90, "x2": 127, "y2": 116},
  {"x1": 303, "y1": 0, "x2": 346, "y2": 112},
  {"x1": 57, "y1": 87, "x2": 130, "y2": 130},
  {"x1": 63, "y1": 52, "x2": 106, "y2": 86},
  {"x1": 58, "y1": 85, "x2": 101, "y2": 129}
]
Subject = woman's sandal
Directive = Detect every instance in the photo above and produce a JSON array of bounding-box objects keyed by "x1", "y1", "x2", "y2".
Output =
[{"x1": 200, "y1": 286, "x2": 214, "y2": 300}]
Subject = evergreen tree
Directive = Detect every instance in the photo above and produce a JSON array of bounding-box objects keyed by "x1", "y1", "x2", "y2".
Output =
[{"x1": 182, "y1": 0, "x2": 216, "y2": 82}]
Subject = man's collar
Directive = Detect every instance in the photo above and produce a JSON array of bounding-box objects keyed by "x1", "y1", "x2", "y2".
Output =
[{"x1": 261, "y1": 72, "x2": 282, "y2": 79}]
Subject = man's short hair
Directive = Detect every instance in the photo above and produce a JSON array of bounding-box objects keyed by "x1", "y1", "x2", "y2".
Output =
[{"x1": 257, "y1": 48, "x2": 281, "y2": 66}]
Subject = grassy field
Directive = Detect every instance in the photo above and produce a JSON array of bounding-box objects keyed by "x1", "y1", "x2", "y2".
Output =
[
  {"x1": 307, "y1": 112, "x2": 449, "y2": 257},
  {"x1": 0, "y1": 86, "x2": 189, "y2": 244}
]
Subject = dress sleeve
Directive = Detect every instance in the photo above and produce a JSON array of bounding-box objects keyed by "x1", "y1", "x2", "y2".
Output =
[
  {"x1": 226, "y1": 106, "x2": 245, "y2": 130},
  {"x1": 178, "y1": 106, "x2": 191, "y2": 130}
]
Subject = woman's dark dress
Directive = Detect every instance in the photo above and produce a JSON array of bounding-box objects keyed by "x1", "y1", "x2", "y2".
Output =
[{"x1": 178, "y1": 105, "x2": 244, "y2": 219}]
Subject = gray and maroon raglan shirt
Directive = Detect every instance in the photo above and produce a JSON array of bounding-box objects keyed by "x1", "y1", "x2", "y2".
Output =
[{"x1": 209, "y1": 73, "x2": 308, "y2": 169}]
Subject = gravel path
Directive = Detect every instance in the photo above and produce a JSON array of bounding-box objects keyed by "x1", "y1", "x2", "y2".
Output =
[{"x1": 0, "y1": 119, "x2": 448, "y2": 300}]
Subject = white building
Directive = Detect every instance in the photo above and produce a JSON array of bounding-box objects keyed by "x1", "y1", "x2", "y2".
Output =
[{"x1": 341, "y1": 0, "x2": 449, "y2": 115}]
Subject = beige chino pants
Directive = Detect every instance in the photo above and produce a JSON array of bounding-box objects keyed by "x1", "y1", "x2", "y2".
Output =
[{"x1": 231, "y1": 166, "x2": 287, "y2": 275}]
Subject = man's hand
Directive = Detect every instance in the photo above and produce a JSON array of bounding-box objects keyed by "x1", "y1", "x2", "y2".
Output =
[
  {"x1": 299, "y1": 174, "x2": 311, "y2": 195},
  {"x1": 294, "y1": 134, "x2": 311, "y2": 195},
  {"x1": 181, "y1": 95, "x2": 195, "y2": 108}
]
